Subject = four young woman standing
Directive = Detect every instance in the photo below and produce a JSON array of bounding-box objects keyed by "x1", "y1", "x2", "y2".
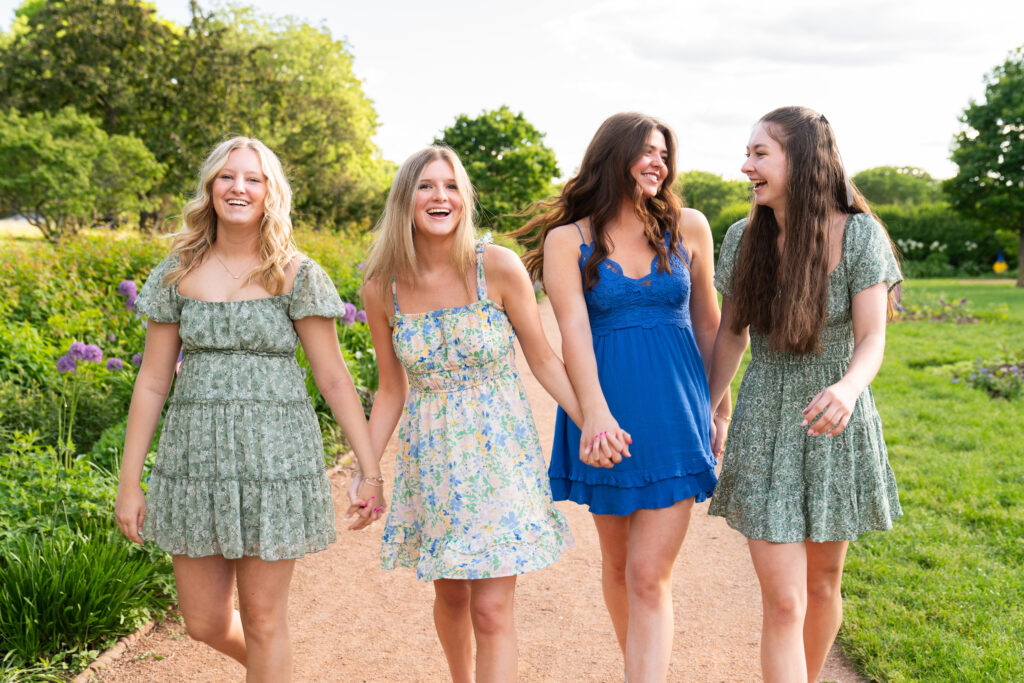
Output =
[{"x1": 117, "y1": 107, "x2": 901, "y2": 681}]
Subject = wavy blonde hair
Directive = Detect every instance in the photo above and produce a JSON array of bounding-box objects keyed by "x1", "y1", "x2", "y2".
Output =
[
  {"x1": 164, "y1": 137, "x2": 298, "y2": 294},
  {"x1": 363, "y1": 146, "x2": 477, "y2": 304}
]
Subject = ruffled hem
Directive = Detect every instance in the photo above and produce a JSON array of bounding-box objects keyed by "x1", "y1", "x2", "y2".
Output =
[
  {"x1": 551, "y1": 469, "x2": 718, "y2": 516},
  {"x1": 141, "y1": 468, "x2": 336, "y2": 561},
  {"x1": 380, "y1": 515, "x2": 573, "y2": 581},
  {"x1": 548, "y1": 455, "x2": 715, "y2": 488}
]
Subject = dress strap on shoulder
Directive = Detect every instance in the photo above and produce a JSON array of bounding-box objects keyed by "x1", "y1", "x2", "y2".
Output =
[
  {"x1": 572, "y1": 221, "x2": 586, "y2": 244},
  {"x1": 475, "y1": 239, "x2": 488, "y2": 300},
  {"x1": 391, "y1": 278, "x2": 400, "y2": 314}
]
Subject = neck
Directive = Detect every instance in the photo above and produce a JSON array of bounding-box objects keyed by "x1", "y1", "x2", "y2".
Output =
[
  {"x1": 413, "y1": 231, "x2": 456, "y2": 273},
  {"x1": 612, "y1": 197, "x2": 646, "y2": 235},
  {"x1": 214, "y1": 222, "x2": 261, "y2": 257}
]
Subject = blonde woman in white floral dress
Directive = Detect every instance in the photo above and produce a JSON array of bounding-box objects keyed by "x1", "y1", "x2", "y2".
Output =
[
  {"x1": 362, "y1": 146, "x2": 582, "y2": 682},
  {"x1": 115, "y1": 137, "x2": 383, "y2": 681}
]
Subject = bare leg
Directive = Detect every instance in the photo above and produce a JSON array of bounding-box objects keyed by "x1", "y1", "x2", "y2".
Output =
[
  {"x1": 748, "y1": 540, "x2": 808, "y2": 683},
  {"x1": 592, "y1": 513, "x2": 631, "y2": 654},
  {"x1": 235, "y1": 556, "x2": 296, "y2": 683},
  {"x1": 434, "y1": 579, "x2": 474, "y2": 683},
  {"x1": 172, "y1": 555, "x2": 247, "y2": 666},
  {"x1": 470, "y1": 576, "x2": 518, "y2": 683},
  {"x1": 623, "y1": 499, "x2": 694, "y2": 682},
  {"x1": 804, "y1": 541, "x2": 849, "y2": 681}
]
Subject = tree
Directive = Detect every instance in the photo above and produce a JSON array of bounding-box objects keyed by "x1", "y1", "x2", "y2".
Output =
[
  {"x1": 674, "y1": 170, "x2": 750, "y2": 226},
  {"x1": 0, "y1": 107, "x2": 162, "y2": 241},
  {"x1": 946, "y1": 46, "x2": 1024, "y2": 286},
  {"x1": 852, "y1": 166, "x2": 941, "y2": 206},
  {"x1": 436, "y1": 106, "x2": 560, "y2": 230}
]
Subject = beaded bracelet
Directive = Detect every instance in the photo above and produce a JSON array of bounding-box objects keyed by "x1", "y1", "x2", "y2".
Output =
[
  {"x1": 714, "y1": 412, "x2": 732, "y2": 423},
  {"x1": 361, "y1": 474, "x2": 385, "y2": 487}
]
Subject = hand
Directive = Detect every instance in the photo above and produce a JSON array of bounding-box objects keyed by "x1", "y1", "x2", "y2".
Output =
[
  {"x1": 579, "y1": 415, "x2": 631, "y2": 468},
  {"x1": 345, "y1": 473, "x2": 387, "y2": 531},
  {"x1": 802, "y1": 380, "x2": 859, "y2": 437},
  {"x1": 711, "y1": 414, "x2": 730, "y2": 460},
  {"x1": 115, "y1": 484, "x2": 146, "y2": 544}
]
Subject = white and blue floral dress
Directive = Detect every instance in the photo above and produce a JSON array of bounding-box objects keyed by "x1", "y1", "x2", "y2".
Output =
[{"x1": 380, "y1": 240, "x2": 572, "y2": 581}]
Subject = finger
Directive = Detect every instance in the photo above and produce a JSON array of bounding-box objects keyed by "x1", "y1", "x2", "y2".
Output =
[
  {"x1": 620, "y1": 430, "x2": 632, "y2": 458},
  {"x1": 802, "y1": 389, "x2": 827, "y2": 416}
]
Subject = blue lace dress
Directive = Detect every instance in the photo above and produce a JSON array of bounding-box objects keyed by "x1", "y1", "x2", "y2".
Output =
[{"x1": 549, "y1": 228, "x2": 718, "y2": 516}]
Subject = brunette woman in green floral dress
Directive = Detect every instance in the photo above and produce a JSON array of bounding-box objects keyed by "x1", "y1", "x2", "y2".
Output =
[
  {"x1": 707, "y1": 107, "x2": 902, "y2": 683},
  {"x1": 115, "y1": 138, "x2": 383, "y2": 681}
]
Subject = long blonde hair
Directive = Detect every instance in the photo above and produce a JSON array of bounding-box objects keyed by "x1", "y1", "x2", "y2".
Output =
[
  {"x1": 363, "y1": 146, "x2": 477, "y2": 303},
  {"x1": 164, "y1": 137, "x2": 298, "y2": 294}
]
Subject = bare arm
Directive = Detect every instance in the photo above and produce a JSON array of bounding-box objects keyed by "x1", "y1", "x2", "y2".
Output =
[
  {"x1": 293, "y1": 314, "x2": 385, "y2": 528},
  {"x1": 363, "y1": 280, "x2": 409, "y2": 470},
  {"x1": 542, "y1": 225, "x2": 630, "y2": 468},
  {"x1": 485, "y1": 245, "x2": 583, "y2": 427},
  {"x1": 115, "y1": 321, "x2": 181, "y2": 544},
  {"x1": 708, "y1": 296, "x2": 749, "y2": 457},
  {"x1": 803, "y1": 281, "x2": 888, "y2": 437}
]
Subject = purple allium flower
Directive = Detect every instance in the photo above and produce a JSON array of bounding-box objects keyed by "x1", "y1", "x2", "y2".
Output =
[
  {"x1": 340, "y1": 302, "x2": 357, "y2": 325},
  {"x1": 82, "y1": 344, "x2": 103, "y2": 363},
  {"x1": 106, "y1": 357, "x2": 125, "y2": 371},
  {"x1": 357, "y1": 262, "x2": 366, "y2": 271},
  {"x1": 57, "y1": 355, "x2": 78, "y2": 373},
  {"x1": 125, "y1": 295, "x2": 137, "y2": 311},
  {"x1": 951, "y1": 377, "x2": 960, "y2": 384},
  {"x1": 68, "y1": 341, "x2": 88, "y2": 359},
  {"x1": 107, "y1": 333, "x2": 117, "y2": 342},
  {"x1": 118, "y1": 280, "x2": 138, "y2": 298},
  {"x1": 354, "y1": 309, "x2": 367, "y2": 323},
  {"x1": 177, "y1": 349, "x2": 183, "y2": 363},
  {"x1": 131, "y1": 352, "x2": 143, "y2": 367}
]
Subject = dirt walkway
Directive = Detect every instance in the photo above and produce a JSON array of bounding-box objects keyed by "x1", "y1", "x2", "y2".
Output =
[{"x1": 94, "y1": 299, "x2": 864, "y2": 682}]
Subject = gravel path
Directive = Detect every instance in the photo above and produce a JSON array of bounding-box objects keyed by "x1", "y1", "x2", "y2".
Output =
[{"x1": 93, "y1": 299, "x2": 864, "y2": 682}]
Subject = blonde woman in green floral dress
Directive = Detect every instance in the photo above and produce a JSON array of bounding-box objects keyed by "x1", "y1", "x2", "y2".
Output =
[
  {"x1": 115, "y1": 138, "x2": 383, "y2": 681},
  {"x1": 707, "y1": 107, "x2": 902, "y2": 683},
  {"x1": 361, "y1": 146, "x2": 583, "y2": 683}
]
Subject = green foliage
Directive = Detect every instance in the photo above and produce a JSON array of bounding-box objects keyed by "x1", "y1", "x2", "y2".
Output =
[
  {"x1": 0, "y1": 107, "x2": 162, "y2": 241},
  {"x1": 709, "y1": 201, "x2": 752, "y2": 252},
  {"x1": 876, "y1": 202, "x2": 1001, "y2": 272},
  {"x1": 674, "y1": 170, "x2": 749, "y2": 227},
  {"x1": 953, "y1": 348, "x2": 1024, "y2": 400},
  {"x1": 852, "y1": 166, "x2": 941, "y2": 206},
  {"x1": 436, "y1": 105, "x2": 560, "y2": 230},
  {"x1": 894, "y1": 290, "x2": 1009, "y2": 323},
  {"x1": 946, "y1": 45, "x2": 1024, "y2": 286}
]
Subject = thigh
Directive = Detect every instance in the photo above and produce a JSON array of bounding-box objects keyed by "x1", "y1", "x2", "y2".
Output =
[
  {"x1": 592, "y1": 512, "x2": 631, "y2": 568},
  {"x1": 805, "y1": 541, "x2": 849, "y2": 584},
  {"x1": 173, "y1": 554, "x2": 237, "y2": 622},
  {"x1": 435, "y1": 578, "x2": 472, "y2": 604},
  {"x1": 748, "y1": 540, "x2": 807, "y2": 597},
  {"x1": 626, "y1": 499, "x2": 695, "y2": 569},
  {"x1": 235, "y1": 556, "x2": 296, "y2": 615},
  {"x1": 469, "y1": 576, "x2": 518, "y2": 605}
]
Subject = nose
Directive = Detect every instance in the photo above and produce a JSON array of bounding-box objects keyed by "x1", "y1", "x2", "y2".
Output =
[
  {"x1": 740, "y1": 155, "x2": 754, "y2": 175},
  {"x1": 433, "y1": 185, "x2": 448, "y2": 201},
  {"x1": 231, "y1": 176, "x2": 247, "y2": 193}
]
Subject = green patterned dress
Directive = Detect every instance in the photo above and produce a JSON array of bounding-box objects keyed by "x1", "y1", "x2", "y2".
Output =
[
  {"x1": 380, "y1": 240, "x2": 573, "y2": 581},
  {"x1": 708, "y1": 214, "x2": 903, "y2": 542},
  {"x1": 135, "y1": 255, "x2": 341, "y2": 561}
]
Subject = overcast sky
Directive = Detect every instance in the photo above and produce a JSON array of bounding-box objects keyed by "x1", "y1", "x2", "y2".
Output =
[{"x1": 3, "y1": 0, "x2": 1022, "y2": 180}]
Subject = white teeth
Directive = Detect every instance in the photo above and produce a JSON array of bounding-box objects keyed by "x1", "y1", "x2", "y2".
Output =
[
  {"x1": 426, "y1": 208, "x2": 450, "y2": 215},
  {"x1": 227, "y1": 200, "x2": 248, "y2": 206}
]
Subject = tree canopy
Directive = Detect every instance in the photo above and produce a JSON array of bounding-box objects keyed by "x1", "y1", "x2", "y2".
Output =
[
  {"x1": 946, "y1": 46, "x2": 1024, "y2": 285},
  {"x1": 436, "y1": 106, "x2": 560, "y2": 230},
  {"x1": 852, "y1": 166, "x2": 942, "y2": 206},
  {"x1": 674, "y1": 170, "x2": 750, "y2": 224}
]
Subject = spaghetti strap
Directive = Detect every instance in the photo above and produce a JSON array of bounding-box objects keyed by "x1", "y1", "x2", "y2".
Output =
[
  {"x1": 391, "y1": 278, "x2": 400, "y2": 313},
  {"x1": 475, "y1": 240, "x2": 487, "y2": 301},
  {"x1": 572, "y1": 221, "x2": 586, "y2": 244}
]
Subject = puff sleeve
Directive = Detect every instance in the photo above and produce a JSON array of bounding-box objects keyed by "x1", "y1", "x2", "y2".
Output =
[
  {"x1": 135, "y1": 256, "x2": 183, "y2": 323},
  {"x1": 287, "y1": 259, "x2": 346, "y2": 320},
  {"x1": 846, "y1": 214, "x2": 903, "y2": 296},
  {"x1": 714, "y1": 218, "x2": 748, "y2": 298}
]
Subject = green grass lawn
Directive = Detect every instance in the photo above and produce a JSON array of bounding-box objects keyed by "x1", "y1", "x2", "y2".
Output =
[{"x1": 836, "y1": 279, "x2": 1023, "y2": 681}]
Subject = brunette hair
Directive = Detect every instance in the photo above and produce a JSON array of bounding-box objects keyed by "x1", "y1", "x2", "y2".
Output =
[
  {"x1": 731, "y1": 106, "x2": 896, "y2": 354},
  {"x1": 165, "y1": 137, "x2": 297, "y2": 294},
  {"x1": 362, "y1": 146, "x2": 477, "y2": 303},
  {"x1": 516, "y1": 112, "x2": 684, "y2": 289}
]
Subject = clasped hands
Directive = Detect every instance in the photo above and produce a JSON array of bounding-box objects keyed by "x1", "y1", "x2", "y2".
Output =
[
  {"x1": 345, "y1": 472, "x2": 388, "y2": 531},
  {"x1": 579, "y1": 417, "x2": 631, "y2": 468}
]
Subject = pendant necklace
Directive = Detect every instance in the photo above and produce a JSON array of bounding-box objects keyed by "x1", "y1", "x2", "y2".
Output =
[{"x1": 212, "y1": 248, "x2": 252, "y2": 280}]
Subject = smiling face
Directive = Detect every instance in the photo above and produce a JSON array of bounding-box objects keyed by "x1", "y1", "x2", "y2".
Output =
[
  {"x1": 413, "y1": 159, "x2": 463, "y2": 238},
  {"x1": 629, "y1": 128, "x2": 669, "y2": 198},
  {"x1": 741, "y1": 122, "x2": 788, "y2": 214},
  {"x1": 211, "y1": 148, "x2": 267, "y2": 231}
]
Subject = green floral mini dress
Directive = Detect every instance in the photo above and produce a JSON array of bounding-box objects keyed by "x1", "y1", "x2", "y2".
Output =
[
  {"x1": 135, "y1": 255, "x2": 342, "y2": 561},
  {"x1": 708, "y1": 214, "x2": 903, "y2": 543}
]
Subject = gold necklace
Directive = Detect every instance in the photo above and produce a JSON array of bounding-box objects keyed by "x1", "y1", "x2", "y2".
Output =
[{"x1": 211, "y1": 248, "x2": 253, "y2": 280}]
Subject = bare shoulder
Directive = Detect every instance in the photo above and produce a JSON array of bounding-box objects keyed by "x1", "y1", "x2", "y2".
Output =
[
  {"x1": 544, "y1": 221, "x2": 589, "y2": 253},
  {"x1": 482, "y1": 243, "x2": 528, "y2": 279},
  {"x1": 679, "y1": 208, "x2": 712, "y2": 240}
]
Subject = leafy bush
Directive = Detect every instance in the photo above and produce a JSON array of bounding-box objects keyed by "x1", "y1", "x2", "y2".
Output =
[
  {"x1": 710, "y1": 201, "x2": 751, "y2": 253},
  {"x1": 894, "y1": 291, "x2": 1009, "y2": 324},
  {"x1": 953, "y1": 349, "x2": 1024, "y2": 400},
  {"x1": 877, "y1": 202, "x2": 1001, "y2": 270}
]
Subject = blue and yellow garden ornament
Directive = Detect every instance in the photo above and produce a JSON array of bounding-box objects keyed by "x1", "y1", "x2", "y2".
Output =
[{"x1": 993, "y1": 250, "x2": 1008, "y2": 274}]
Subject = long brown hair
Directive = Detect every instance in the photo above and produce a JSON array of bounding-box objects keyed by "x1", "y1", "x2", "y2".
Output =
[
  {"x1": 731, "y1": 106, "x2": 895, "y2": 354},
  {"x1": 517, "y1": 113, "x2": 684, "y2": 289}
]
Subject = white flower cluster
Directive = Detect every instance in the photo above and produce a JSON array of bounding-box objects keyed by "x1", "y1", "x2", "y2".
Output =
[
  {"x1": 929, "y1": 241, "x2": 947, "y2": 252},
  {"x1": 964, "y1": 240, "x2": 978, "y2": 251}
]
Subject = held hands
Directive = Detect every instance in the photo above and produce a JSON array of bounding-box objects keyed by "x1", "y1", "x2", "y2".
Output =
[
  {"x1": 346, "y1": 472, "x2": 387, "y2": 531},
  {"x1": 711, "y1": 413, "x2": 730, "y2": 460},
  {"x1": 802, "y1": 379, "x2": 859, "y2": 437},
  {"x1": 579, "y1": 414, "x2": 632, "y2": 468},
  {"x1": 115, "y1": 484, "x2": 146, "y2": 545}
]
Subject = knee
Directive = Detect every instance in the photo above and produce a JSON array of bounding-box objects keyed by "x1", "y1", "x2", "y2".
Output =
[
  {"x1": 470, "y1": 594, "x2": 514, "y2": 638},
  {"x1": 762, "y1": 588, "x2": 806, "y2": 627},
  {"x1": 626, "y1": 562, "x2": 671, "y2": 609},
  {"x1": 603, "y1": 555, "x2": 628, "y2": 588},
  {"x1": 239, "y1": 601, "x2": 286, "y2": 644},
  {"x1": 807, "y1": 569, "x2": 843, "y2": 606},
  {"x1": 435, "y1": 583, "x2": 472, "y2": 613},
  {"x1": 182, "y1": 611, "x2": 233, "y2": 646}
]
